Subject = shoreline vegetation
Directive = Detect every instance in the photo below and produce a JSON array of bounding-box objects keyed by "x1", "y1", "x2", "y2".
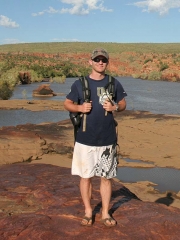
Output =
[{"x1": 0, "y1": 42, "x2": 180, "y2": 99}]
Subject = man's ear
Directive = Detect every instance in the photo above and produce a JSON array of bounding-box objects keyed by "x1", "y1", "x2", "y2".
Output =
[{"x1": 89, "y1": 59, "x2": 93, "y2": 65}]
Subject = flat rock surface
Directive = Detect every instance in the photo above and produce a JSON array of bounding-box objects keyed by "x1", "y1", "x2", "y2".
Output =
[
  {"x1": 0, "y1": 119, "x2": 74, "y2": 164},
  {"x1": 0, "y1": 163, "x2": 180, "y2": 240}
]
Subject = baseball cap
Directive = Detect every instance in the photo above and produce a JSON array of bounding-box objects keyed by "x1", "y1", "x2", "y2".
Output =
[{"x1": 91, "y1": 48, "x2": 109, "y2": 60}]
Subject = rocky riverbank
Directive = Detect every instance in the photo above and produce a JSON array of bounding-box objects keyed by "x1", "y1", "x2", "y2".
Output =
[{"x1": 0, "y1": 100, "x2": 180, "y2": 239}]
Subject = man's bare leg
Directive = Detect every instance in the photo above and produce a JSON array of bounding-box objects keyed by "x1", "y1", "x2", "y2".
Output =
[
  {"x1": 100, "y1": 177, "x2": 116, "y2": 226},
  {"x1": 80, "y1": 177, "x2": 92, "y2": 225}
]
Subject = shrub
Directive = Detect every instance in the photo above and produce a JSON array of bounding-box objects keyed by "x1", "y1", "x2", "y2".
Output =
[
  {"x1": 132, "y1": 73, "x2": 141, "y2": 79},
  {"x1": 51, "y1": 76, "x2": 66, "y2": 83},
  {"x1": 77, "y1": 66, "x2": 91, "y2": 77},
  {"x1": 148, "y1": 71, "x2": 162, "y2": 80},
  {"x1": 0, "y1": 67, "x2": 19, "y2": 87},
  {"x1": 140, "y1": 73, "x2": 148, "y2": 80},
  {"x1": 0, "y1": 81, "x2": 14, "y2": 100},
  {"x1": 160, "y1": 63, "x2": 169, "y2": 71},
  {"x1": 28, "y1": 69, "x2": 43, "y2": 82},
  {"x1": 22, "y1": 89, "x2": 27, "y2": 99},
  {"x1": 144, "y1": 58, "x2": 152, "y2": 64},
  {"x1": 128, "y1": 56, "x2": 135, "y2": 62}
]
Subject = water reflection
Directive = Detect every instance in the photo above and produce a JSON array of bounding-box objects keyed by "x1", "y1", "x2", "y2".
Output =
[
  {"x1": 117, "y1": 167, "x2": 180, "y2": 193},
  {"x1": 0, "y1": 109, "x2": 69, "y2": 127},
  {"x1": 123, "y1": 158, "x2": 153, "y2": 164}
]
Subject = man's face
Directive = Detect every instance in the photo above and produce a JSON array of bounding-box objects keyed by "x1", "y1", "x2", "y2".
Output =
[{"x1": 89, "y1": 55, "x2": 109, "y2": 73}]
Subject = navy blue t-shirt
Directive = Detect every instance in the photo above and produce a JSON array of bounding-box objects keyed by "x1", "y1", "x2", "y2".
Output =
[{"x1": 66, "y1": 75, "x2": 127, "y2": 146}]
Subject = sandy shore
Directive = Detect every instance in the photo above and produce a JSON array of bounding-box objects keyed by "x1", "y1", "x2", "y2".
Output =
[{"x1": 1, "y1": 99, "x2": 180, "y2": 208}]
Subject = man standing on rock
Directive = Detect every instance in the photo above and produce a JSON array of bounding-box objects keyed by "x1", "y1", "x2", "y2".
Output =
[{"x1": 64, "y1": 48, "x2": 127, "y2": 227}]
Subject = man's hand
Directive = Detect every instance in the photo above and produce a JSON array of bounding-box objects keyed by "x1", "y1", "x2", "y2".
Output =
[
  {"x1": 81, "y1": 101, "x2": 92, "y2": 113},
  {"x1": 103, "y1": 98, "x2": 126, "y2": 112},
  {"x1": 103, "y1": 100, "x2": 115, "y2": 112}
]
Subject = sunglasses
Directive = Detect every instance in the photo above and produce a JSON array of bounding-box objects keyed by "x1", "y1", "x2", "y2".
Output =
[{"x1": 93, "y1": 57, "x2": 108, "y2": 63}]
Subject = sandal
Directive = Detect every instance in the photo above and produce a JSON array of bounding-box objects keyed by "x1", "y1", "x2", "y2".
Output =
[
  {"x1": 101, "y1": 217, "x2": 116, "y2": 227},
  {"x1": 81, "y1": 216, "x2": 93, "y2": 227}
]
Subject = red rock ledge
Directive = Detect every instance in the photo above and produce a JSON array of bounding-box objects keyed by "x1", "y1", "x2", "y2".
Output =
[{"x1": 0, "y1": 163, "x2": 180, "y2": 240}]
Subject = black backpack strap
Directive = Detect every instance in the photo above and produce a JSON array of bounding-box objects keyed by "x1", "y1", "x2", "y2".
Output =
[
  {"x1": 104, "y1": 75, "x2": 115, "y2": 99},
  {"x1": 79, "y1": 76, "x2": 91, "y2": 102},
  {"x1": 79, "y1": 76, "x2": 91, "y2": 132},
  {"x1": 108, "y1": 75, "x2": 115, "y2": 99}
]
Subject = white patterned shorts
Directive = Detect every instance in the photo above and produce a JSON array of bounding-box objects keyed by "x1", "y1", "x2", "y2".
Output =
[{"x1": 71, "y1": 142, "x2": 118, "y2": 179}]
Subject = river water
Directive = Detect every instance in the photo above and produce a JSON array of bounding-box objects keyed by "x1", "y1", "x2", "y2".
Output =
[
  {"x1": 1, "y1": 77, "x2": 180, "y2": 193},
  {"x1": 10, "y1": 77, "x2": 180, "y2": 115},
  {"x1": 1, "y1": 77, "x2": 180, "y2": 127}
]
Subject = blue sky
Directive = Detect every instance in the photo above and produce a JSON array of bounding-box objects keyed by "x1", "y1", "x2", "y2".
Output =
[{"x1": 0, "y1": 0, "x2": 180, "y2": 45}]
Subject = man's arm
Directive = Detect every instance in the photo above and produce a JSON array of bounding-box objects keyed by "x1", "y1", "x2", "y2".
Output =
[
  {"x1": 116, "y1": 98, "x2": 126, "y2": 112},
  {"x1": 64, "y1": 98, "x2": 92, "y2": 113}
]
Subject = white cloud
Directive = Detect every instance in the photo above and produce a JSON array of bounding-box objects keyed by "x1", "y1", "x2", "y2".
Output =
[
  {"x1": 32, "y1": 0, "x2": 112, "y2": 16},
  {"x1": 0, "y1": 15, "x2": 19, "y2": 28},
  {"x1": 60, "y1": 0, "x2": 112, "y2": 15},
  {"x1": 47, "y1": 6, "x2": 59, "y2": 14},
  {"x1": 32, "y1": 11, "x2": 45, "y2": 17},
  {"x1": 32, "y1": 7, "x2": 59, "y2": 16},
  {"x1": 133, "y1": 0, "x2": 180, "y2": 15}
]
